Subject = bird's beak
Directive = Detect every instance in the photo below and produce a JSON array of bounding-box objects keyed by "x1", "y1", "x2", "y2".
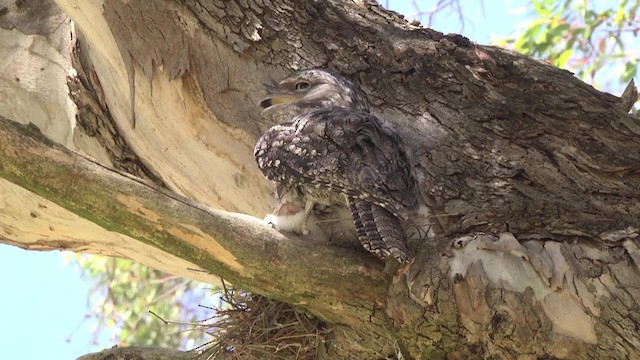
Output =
[{"x1": 259, "y1": 95, "x2": 296, "y2": 109}]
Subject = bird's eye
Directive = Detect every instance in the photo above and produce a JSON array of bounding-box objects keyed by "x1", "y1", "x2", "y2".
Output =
[{"x1": 295, "y1": 81, "x2": 310, "y2": 90}]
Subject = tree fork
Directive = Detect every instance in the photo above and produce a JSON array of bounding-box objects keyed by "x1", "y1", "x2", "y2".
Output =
[{"x1": 1, "y1": 0, "x2": 640, "y2": 358}]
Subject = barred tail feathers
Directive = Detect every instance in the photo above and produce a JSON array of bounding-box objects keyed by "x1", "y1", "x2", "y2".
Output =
[{"x1": 349, "y1": 198, "x2": 411, "y2": 262}]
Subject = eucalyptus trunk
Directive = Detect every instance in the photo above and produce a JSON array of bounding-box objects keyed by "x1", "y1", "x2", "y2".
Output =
[{"x1": 1, "y1": 0, "x2": 639, "y2": 359}]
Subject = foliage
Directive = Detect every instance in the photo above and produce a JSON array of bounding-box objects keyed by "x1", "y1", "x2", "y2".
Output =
[
  {"x1": 497, "y1": 0, "x2": 640, "y2": 91},
  {"x1": 68, "y1": 254, "x2": 215, "y2": 350},
  {"x1": 70, "y1": 252, "x2": 327, "y2": 359}
]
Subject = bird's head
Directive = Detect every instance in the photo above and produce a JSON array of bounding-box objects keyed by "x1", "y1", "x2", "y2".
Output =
[{"x1": 259, "y1": 69, "x2": 370, "y2": 120}]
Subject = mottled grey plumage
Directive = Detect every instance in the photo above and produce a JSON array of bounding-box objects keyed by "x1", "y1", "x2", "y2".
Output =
[{"x1": 254, "y1": 69, "x2": 418, "y2": 262}]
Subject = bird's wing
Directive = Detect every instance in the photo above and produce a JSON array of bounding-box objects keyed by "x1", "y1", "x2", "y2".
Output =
[{"x1": 254, "y1": 107, "x2": 417, "y2": 218}]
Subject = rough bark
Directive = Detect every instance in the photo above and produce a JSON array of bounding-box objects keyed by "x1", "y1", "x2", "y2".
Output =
[
  {"x1": 1, "y1": 0, "x2": 640, "y2": 359},
  {"x1": 76, "y1": 346, "x2": 195, "y2": 360}
]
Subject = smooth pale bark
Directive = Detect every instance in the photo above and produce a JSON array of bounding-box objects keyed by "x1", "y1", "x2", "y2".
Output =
[
  {"x1": 0, "y1": 116, "x2": 387, "y2": 324},
  {"x1": 1, "y1": 0, "x2": 640, "y2": 359}
]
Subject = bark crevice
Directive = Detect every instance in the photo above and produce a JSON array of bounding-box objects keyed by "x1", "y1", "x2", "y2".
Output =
[{"x1": 1, "y1": 0, "x2": 640, "y2": 358}]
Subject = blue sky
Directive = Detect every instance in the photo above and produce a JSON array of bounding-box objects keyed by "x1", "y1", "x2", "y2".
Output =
[
  {"x1": 0, "y1": 245, "x2": 106, "y2": 359},
  {"x1": 393, "y1": 0, "x2": 528, "y2": 43},
  {"x1": 0, "y1": 1, "x2": 537, "y2": 359}
]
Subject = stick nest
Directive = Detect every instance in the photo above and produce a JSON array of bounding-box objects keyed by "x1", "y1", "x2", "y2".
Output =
[{"x1": 198, "y1": 282, "x2": 329, "y2": 360}]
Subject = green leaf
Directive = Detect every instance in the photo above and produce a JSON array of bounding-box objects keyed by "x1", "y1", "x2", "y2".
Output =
[
  {"x1": 622, "y1": 60, "x2": 638, "y2": 82},
  {"x1": 555, "y1": 48, "x2": 573, "y2": 67}
]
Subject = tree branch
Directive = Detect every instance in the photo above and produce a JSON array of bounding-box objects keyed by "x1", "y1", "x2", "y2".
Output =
[
  {"x1": 0, "y1": 116, "x2": 387, "y2": 327},
  {"x1": 4, "y1": 0, "x2": 640, "y2": 357},
  {"x1": 76, "y1": 346, "x2": 195, "y2": 360}
]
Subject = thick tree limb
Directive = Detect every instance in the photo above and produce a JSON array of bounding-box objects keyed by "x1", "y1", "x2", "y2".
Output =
[{"x1": 0, "y1": 116, "x2": 388, "y2": 330}]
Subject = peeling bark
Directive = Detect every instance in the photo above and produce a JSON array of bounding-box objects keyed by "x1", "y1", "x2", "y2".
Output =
[{"x1": 1, "y1": 0, "x2": 640, "y2": 359}]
